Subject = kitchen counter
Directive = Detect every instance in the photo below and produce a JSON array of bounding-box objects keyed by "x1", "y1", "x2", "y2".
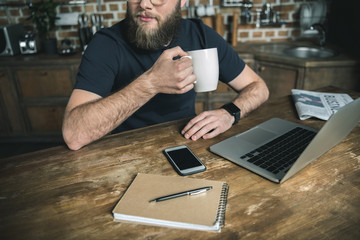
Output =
[
  {"x1": 0, "y1": 52, "x2": 82, "y2": 66},
  {"x1": 234, "y1": 41, "x2": 360, "y2": 68},
  {"x1": 2, "y1": 41, "x2": 357, "y2": 69},
  {"x1": 233, "y1": 41, "x2": 360, "y2": 99}
]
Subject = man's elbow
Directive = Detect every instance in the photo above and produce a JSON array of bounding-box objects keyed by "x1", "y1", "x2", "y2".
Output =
[
  {"x1": 66, "y1": 141, "x2": 83, "y2": 151},
  {"x1": 263, "y1": 84, "x2": 270, "y2": 102},
  {"x1": 256, "y1": 76, "x2": 269, "y2": 102},
  {"x1": 62, "y1": 127, "x2": 84, "y2": 151}
]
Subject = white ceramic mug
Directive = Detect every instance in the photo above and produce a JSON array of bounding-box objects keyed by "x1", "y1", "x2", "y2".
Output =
[{"x1": 188, "y1": 48, "x2": 219, "y2": 92}]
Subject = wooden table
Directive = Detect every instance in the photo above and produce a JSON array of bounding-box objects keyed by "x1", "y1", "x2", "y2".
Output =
[{"x1": 1, "y1": 87, "x2": 359, "y2": 240}]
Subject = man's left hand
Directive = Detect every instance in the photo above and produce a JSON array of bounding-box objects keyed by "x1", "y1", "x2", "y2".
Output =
[{"x1": 181, "y1": 109, "x2": 234, "y2": 140}]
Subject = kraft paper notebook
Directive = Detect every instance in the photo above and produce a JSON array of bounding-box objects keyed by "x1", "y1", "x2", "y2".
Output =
[{"x1": 112, "y1": 173, "x2": 229, "y2": 232}]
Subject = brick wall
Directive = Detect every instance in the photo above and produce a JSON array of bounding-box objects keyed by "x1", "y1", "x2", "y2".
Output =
[
  {"x1": 235, "y1": 0, "x2": 302, "y2": 43},
  {"x1": 0, "y1": 0, "x2": 318, "y2": 50}
]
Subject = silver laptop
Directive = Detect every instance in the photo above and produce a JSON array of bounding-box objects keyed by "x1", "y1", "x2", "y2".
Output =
[{"x1": 210, "y1": 97, "x2": 360, "y2": 183}]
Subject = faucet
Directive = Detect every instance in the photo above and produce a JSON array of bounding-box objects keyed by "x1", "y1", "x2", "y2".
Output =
[{"x1": 310, "y1": 24, "x2": 326, "y2": 47}]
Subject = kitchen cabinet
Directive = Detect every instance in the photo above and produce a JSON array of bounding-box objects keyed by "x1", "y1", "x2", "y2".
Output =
[
  {"x1": 255, "y1": 61, "x2": 304, "y2": 100},
  {"x1": 251, "y1": 42, "x2": 360, "y2": 101},
  {"x1": 14, "y1": 66, "x2": 76, "y2": 136},
  {"x1": 0, "y1": 68, "x2": 25, "y2": 137},
  {"x1": 256, "y1": 59, "x2": 360, "y2": 101},
  {"x1": 0, "y1": 54, "x2": 80, "y2": 141},
  {"x1": 301, "y1": 66, "x2": 360, "y2": 91}
]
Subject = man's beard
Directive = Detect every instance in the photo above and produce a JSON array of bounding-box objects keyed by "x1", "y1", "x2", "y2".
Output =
[{"x1": 125, "y1": 2, "x2": 182, "y2": 50}]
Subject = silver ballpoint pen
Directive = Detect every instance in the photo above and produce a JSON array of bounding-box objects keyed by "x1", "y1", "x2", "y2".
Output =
[{"x1": 149, "y1": 186, "x2": 213, "y2": 203}]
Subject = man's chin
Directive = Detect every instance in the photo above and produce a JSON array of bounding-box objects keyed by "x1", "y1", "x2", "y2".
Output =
[{"x1": 137, "y1": 21, "x2": 159, "y2": 31}]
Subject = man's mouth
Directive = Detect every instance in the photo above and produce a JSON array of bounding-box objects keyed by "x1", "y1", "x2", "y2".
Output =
[{"x1": 137, "y1": 13, "x2": 157, "y2": 23}]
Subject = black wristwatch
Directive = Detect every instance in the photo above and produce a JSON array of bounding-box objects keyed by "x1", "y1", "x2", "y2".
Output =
[{"x1": 221, "y1": 103, "x2": 241, "y2": 125}]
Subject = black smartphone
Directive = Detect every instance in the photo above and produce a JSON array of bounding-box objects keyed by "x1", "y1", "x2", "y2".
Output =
[{"x1": 163, "y1": 145, "x2": 206, "y2": 176}]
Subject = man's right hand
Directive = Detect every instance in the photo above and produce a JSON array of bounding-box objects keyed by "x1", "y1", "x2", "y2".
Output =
[{"x1": 142, "y1": 46, "x2": 197, "y2": 95}]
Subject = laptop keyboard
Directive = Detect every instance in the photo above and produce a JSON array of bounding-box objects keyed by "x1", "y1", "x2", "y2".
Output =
[{"x1": 239, "y1": 127, "x2": 316, "y2": 174}]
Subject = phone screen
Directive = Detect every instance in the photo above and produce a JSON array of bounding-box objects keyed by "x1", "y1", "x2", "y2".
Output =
[{"x1": 166, "y1": 147, "x2": 203, "y2": 170}]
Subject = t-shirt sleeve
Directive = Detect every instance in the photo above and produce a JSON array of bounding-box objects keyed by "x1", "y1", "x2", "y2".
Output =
[
  {"x1": 74, "y1": 29, "x2": 120, "y2": 97},
  {"x1": 202, "y1": 22, "x2": 246, "y2": 84}
]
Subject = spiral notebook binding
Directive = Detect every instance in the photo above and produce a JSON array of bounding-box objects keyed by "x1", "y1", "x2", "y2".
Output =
[{"x1": 216, "y1": 182, "x2": 229, "y2": 228}]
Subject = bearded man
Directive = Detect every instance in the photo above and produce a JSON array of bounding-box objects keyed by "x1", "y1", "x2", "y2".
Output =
[{"x1": 62, "y1": 0, "x2": 269, "y2": 150}]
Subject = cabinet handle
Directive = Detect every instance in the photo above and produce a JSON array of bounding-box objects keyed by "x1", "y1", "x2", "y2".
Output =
[{"x1": 258, "y1": 66, "x2": 266, "y2": 72}]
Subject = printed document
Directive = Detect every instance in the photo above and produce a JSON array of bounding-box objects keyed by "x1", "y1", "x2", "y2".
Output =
[{"x1": 291, "y1": 89, "x2": 353, "y2": 120}]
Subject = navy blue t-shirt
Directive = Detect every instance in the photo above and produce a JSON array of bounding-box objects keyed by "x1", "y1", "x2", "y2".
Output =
[{"x1": 75, "y1": 18, "x2": 245, "y2": 133}]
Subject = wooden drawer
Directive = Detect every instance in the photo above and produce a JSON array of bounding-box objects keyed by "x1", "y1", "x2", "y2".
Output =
[
  {"x1": 16, "y1": 68, "x2": 73, "y2": 98},
  {"x1": 25, "y1": 105, "x2": 66, "y2": 133},
  {"x1": 0, "y1": 69, "x2": 25, "y2": 136},
  {"x1": 0, "y1": 54, "x2": 80, "y2": 140},
  {"x1": 256, "y1": 61, "x2": 300, "y2": 100}
]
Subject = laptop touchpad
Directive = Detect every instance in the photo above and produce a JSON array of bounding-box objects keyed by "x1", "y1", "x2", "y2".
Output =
[{"x1": 240, "y1": 127, "x2": 277, "y2": 145}]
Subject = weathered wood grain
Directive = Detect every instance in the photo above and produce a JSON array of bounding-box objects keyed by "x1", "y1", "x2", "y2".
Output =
[{"x1": 0, "y1": 87, "x2": 359, "y2": 240}]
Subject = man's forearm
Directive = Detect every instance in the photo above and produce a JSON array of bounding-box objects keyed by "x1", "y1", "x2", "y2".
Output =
[
  {"x1": 62, "y1": 78, "x2": 156, "y2": 150},
  {"x1": 233, "y1": 79, "x2": 269, "y2": 118}
]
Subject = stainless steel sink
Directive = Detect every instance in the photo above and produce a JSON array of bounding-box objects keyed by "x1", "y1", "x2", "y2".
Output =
[{"x1": 283, "y1": 46, "x2": 338, "y2": 59}]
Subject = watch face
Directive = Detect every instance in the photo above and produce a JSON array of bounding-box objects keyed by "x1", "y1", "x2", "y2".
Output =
[
  {"x1": 224, "y1": 103, "x2": 240, "y2": 114},
  {"x1": 227, "y1": 104, "x2": 240, "y2": 114}
]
